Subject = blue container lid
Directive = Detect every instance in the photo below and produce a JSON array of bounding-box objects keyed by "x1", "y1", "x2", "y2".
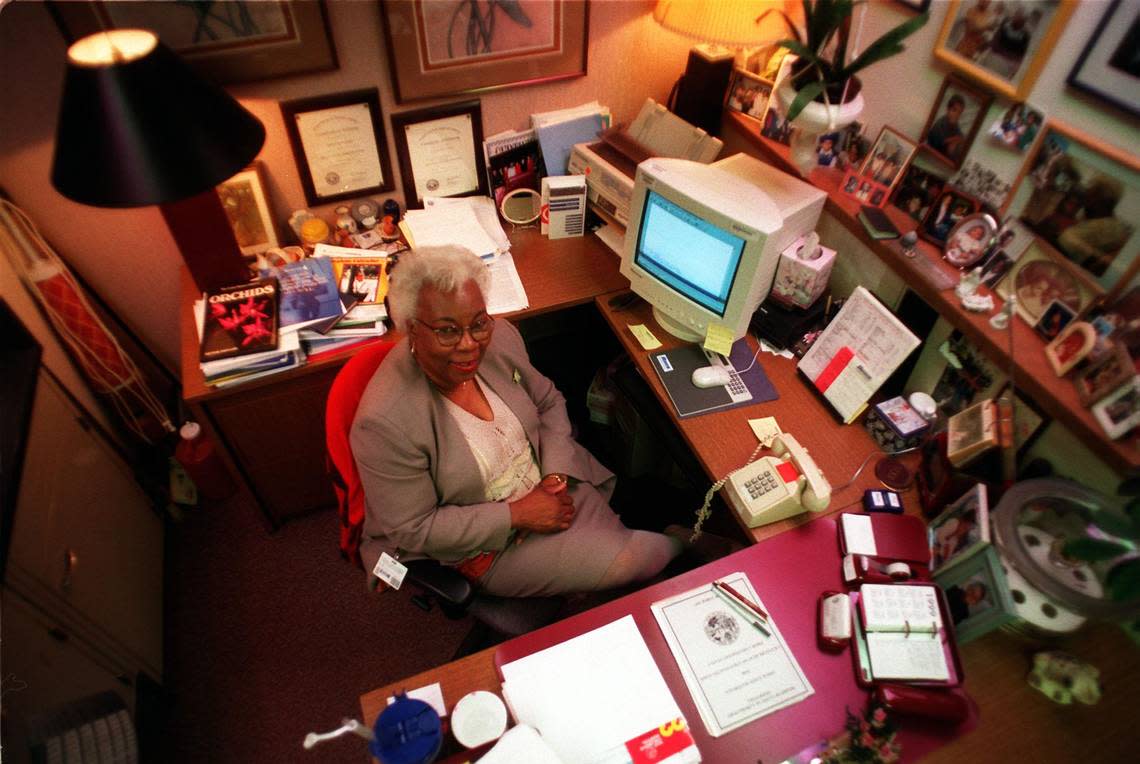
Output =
[{"x1": 370, "y1": 693, "x2": 442, "y2": 764}]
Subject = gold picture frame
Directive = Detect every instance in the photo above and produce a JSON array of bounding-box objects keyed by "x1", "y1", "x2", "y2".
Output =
[
  {"x1": 995, "y1": 237, "x2": 1103, "y2": 326},
  {"x1": 934, "y1": 0, "x2": 1075, "y2": 101},
  {"x1": 216, "y1": 163, "x2": 278, "y2": 258},
  {"x1": 380, "y1": 0, "x2": 588, "y2": 103}
]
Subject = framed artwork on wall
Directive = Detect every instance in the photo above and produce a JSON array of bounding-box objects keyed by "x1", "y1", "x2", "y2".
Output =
[
  {"x1": 390, "y1": 100, "x2": 488, "y2": 208},
  {"x1": 48, "y1": 0, "x2": 338, "y2": 84},
  {"x1": 380, "y1": 0, "x2": 589, "y2": 103},
  {"x1": 1003, "y1": 120, "x2": 1140, "y2": 301},
  {"x1": 920, "y1": 75, "x2": 992, "y2": 169},
  {"x1": 1067, "y1": 0, "x2": 1140, "y2": 118},
  {"x1": 933, "y1": 0, "x2": 1075, "y2": 101},
  {"x1": 281, "y1": 89, "x2": 395, "y2": 208},
  {"x1": 216, "y1": 163, "x2": 277, "y2": 258}
]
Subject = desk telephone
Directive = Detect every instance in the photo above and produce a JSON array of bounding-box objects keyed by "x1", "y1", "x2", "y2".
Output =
[{"x1": 724, "y1": 434, "x2": 831, "y2": 527}]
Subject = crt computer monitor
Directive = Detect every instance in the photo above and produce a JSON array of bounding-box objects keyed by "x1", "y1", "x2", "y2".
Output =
[{"x1": 620, "y1": 157, "x2": 789, "y2": 343}]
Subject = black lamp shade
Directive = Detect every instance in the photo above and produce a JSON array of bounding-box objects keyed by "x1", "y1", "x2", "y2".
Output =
[{"x1": 52, "y1": 36, "x2": 266, "y2": 208}]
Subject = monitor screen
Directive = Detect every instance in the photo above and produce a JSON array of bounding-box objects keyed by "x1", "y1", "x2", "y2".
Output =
[{"x1": 633, "y1": 190, "x2": 746, "y2": 318}]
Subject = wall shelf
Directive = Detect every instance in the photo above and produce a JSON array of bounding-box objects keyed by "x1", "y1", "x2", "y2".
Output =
[{"x1": 723, "y1": 112, "x2": 1139, "y2": 476}]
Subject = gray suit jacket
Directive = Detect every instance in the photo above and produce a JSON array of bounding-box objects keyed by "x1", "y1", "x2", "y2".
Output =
[{"x1": 350, "y1": 320, "x2": 614, "y2": 575}]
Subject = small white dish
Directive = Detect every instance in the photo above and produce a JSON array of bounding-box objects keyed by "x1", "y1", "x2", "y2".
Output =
[{"x1": 451, "y1": 690, "x2": 508, "y2": 749}]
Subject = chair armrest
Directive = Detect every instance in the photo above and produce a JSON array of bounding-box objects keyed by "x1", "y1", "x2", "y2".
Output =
[{"x1": 405, "y1": 559, "x2": 476, "y2": 609}]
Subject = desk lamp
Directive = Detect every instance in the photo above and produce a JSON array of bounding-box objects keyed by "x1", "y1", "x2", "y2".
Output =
[
  {"x1": 51, "y1": 29, "x2": 266, "y2": 292},
  {"x1": 653, "y1": 0, "x2": 794, "y2": 136}
]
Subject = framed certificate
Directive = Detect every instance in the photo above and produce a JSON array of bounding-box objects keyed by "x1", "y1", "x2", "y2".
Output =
[
  {"x1": 391, "y1": 100, "x2": 487, "y2": 208},
  {"x1": 281, "y1": 88, "x2": 394, "y2": 207}
]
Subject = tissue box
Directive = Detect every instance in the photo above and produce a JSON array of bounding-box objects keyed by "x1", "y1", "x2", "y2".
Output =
[
  {"x1": 770, "y1": 235, "x2": 836, "y2": 309},
  {"x1": 865, "y1": 396, "x2": 930, "y2": 453}
]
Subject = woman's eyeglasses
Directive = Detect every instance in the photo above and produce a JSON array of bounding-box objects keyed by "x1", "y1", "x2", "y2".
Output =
[{"x1": 414, "y1": 316, "x2": 494, "y2": 346}]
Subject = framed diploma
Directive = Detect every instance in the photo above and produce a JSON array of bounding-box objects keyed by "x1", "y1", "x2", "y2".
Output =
[
  {"x1": 281, "y1": 88, "x2": 394, "y2": 207},
  {"x1": 391, "y1": 100, "x2": 488, "y2": 208}
]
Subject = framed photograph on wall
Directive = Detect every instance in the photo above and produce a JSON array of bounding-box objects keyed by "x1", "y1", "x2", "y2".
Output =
[
  {"x1": 1091, "y1": 376, "x2": 1140, "y2": 439},
  {"x1": 1067, "y1": 0, "x2": 1140, "y2": 118},
  {"x1": 919, "y1": 187, "x2": 981, "y2": 246},
  {"x1": 1004, "y1": 120, "x2": 1140, "y2": 301},
  {"x1": 216, "y1": 163, "x2": 277, "y2": 258},
  {"x1": 978, "y1": 219, "x2": 1035, "y2": 288},
  {"x1": 934, "y1": 0, "x2": 1074, "y2": 101},
  {"x1": 920, "y1": 75, "x2": 992, "y2": 169},
  {"x1": 995, "y1": 238, "x2": 1103, "y2": 325},
  {"x1": 281, "y1": 89, "x2": 395, "y2": 208},
  {"x1": 933, "y1": 545, "x2": 1017, "y2": 644},
  {"x1": 391, "y1": 100, "x2": 488, "y2": 208},
  {"x1": 856, "y1": 126, "x2": 919, "y2": 197},
  {"x1": 891, "y1": 155, "x2": 950, "y2": 222},
  {"x1": 48, "y1": 0, "x2": 338, "y2": 84},
  {"x1": 380, "y1": 0, "x2": 589, "y2": 103},
  {"x1": 987, "y1": 102, "x2": 1045, "y2": 153},
  {"x1": 1076, "y1": 344, "x2": 1136, "y2": 406}
]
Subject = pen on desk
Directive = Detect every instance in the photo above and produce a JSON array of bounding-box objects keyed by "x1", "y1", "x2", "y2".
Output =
[
  {"x1": 712, "y1": 581, "x2": 771, "y2": 636},
  {"x1": 713, "y1": 580, "x2": 771, "y2": 622}
]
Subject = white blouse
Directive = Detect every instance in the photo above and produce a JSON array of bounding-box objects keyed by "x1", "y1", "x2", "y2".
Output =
[{"x1": 442, "y1": 379, "x2": 540, "y2": 504}]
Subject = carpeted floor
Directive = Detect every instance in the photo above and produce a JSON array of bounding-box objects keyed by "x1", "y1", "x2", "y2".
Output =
[{"x1": 161, "y1": 495, "x2": 472, "y2": 763}]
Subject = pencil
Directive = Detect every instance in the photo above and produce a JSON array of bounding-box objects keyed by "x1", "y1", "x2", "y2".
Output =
[
  {"x1": 712, "y1": 584, "x2": 770, "y2": 636},
  {"x1": 713, "y1": 580, "x2": 771, "y2": 623}
]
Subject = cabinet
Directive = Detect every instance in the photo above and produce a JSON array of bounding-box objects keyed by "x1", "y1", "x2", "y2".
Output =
[{"x1": 2, "y1": 370, "x2": 163, "y2": 750}]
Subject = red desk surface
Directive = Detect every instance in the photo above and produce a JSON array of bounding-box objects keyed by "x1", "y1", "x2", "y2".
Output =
[{"x1": 494, "y1": 517, "x2": 976, "y2": 763}]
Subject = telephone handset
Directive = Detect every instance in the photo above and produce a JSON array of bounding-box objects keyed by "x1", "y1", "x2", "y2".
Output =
[{"x1": 723, "y1": 433, "x2": 832, "y2": 528}]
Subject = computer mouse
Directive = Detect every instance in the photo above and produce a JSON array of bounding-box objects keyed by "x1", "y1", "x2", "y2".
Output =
[{"x1": 691, "y1": 365, "x2": 732, "y2": 389}]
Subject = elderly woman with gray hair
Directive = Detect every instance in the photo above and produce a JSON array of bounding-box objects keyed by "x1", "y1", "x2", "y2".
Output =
[{"x1": 350, "y1": 246, "x2": 682, "y2": 597}]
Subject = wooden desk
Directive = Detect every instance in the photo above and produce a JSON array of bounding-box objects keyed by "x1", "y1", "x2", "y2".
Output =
[
  {"x1": 596, "y1": 296, "x2": 919, "y2": 543},
  {"x1": 178, "y1": 228, "x2": 628, "y2": 528}
]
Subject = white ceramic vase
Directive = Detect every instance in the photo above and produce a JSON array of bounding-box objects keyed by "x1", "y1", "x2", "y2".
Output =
[{"x1": 775, "y1": 77, "x2": 864, "y2": 177}]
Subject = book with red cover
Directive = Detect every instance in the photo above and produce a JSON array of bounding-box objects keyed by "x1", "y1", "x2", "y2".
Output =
[{"x1": 199, "y1": 278, "x2": 279, "y2": 362}]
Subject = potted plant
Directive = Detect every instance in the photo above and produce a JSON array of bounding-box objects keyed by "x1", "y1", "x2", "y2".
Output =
[{"x1": 760, "y1": 0, "x2": 928, "y2": 175}]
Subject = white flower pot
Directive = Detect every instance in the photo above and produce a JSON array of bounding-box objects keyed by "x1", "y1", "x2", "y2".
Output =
[{"x1": 776, "y1": 77, "x2": 864, "y2": 177}]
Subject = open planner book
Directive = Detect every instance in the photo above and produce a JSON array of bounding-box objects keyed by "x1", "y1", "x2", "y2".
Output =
[{"x1": 857, "y1": 584, "x2": 950, "y2": 683}]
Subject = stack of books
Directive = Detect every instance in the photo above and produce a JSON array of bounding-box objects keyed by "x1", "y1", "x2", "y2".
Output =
[
  {"x1": 857, "y1": 205, "x2": 901, "y2": 240},
  {"x1": 196, "y1": 278, "x2": 306, "y2": 388},
  {"x1": 299, "y1": 243, "x2": 393, "y2": 357}
]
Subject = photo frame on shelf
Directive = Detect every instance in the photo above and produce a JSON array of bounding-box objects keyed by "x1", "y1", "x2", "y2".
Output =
[
  {"x1": 934, "y1": 0, "x2": 1074, "y2": 101},
  {"x1": 1033, "y1": 299, "x2": 1076, "y2": 341},
  {"x1": 390, "y1": 100, "x2": 488, "y2": 209},
  {"x1": 1091, "y1": 376, "x2": 1140, "y2": 440},
  {"x1": 944, "y1": 212, "x2": 998, "y2": 269},
  {"x1": 725, "y1": 68, "x2": 774, "y2": 121},
  {"x1": 994, "y1": 238, "x2": 1103, "y2": 326},
  {"x1": 933, "y1": 545, "x2": 1017, "y2": 644},
  {"x1": 929, "y1": 483, "x2": 990, "y2": 573},
  {"x1": 1067, "y1": 0, "x2": 1140, "y2": 118},
  {"x1": 380, "y1": 0, "x2": 588, "y2": 103},
  {"x1": 978, "y1": 219, "x2": 1034, "y2": 288},
  {"x1": 216, "y1": 163, "x2": 277, "y2": 258},
  {"x1": 891, "y1": 155, "x2": 950, "y2": 222},
  {"x1": 1044, "y1": 320, "x2": 1097, "y2": 376},
  {"x1": 855, "y1": 126, "x2": 919, "y2": 200},
  {"x1": 1003, "y1": 120, "x2": 1140, "y2": 301},
  {"x1": 48, "y1": 0, "x2": 337, "y2": 84},
  {"x1": 1076, "y1": 344, "x2": 1136, "y2": 406},
  {"x1": 281, "y1": 89, "x2": 395, "y2": 208},
  {"x1": 995, "y1": 383, "x2": 1049, "y2": 458},
  {"x1": 920, "y1": 75, "x2": 993, "y2": 169},
  {"x1": 919, "y1": 187, "x2": 981, "y2": 246}
]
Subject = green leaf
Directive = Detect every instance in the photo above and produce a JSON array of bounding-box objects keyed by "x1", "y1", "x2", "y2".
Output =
[
  {"x1": 786, "y1": 80, "x2": 825, "y2": 122},
  {"x1": 1106, "y1": 559, "x2": 1140, "y2": 602},
  {"x1": 1063, "y1": 537, "x2": 1131, "y2": 562},
  {"x1": 1087, "y1": 508, "x2": 1140, "y2": 541}
]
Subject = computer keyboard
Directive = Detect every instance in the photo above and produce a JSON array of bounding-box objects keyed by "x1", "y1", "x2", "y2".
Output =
[{"x1": 703, "y1": 350, "x2": 752, "y2": 403}]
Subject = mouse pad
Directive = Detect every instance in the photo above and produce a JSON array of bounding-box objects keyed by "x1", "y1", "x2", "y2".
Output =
[{"x1": 650, "y1": 340, "x2": 778, "y2": 418}]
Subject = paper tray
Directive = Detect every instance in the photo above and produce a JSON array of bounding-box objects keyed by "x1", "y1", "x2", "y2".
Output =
[{"x1": 848, "y1": 584, "x2": 965, "y2": 689}]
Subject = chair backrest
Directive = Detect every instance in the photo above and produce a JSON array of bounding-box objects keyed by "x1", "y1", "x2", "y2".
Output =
[{"x1": 326, "y1": 339, "x2": 397, "y2": 569}]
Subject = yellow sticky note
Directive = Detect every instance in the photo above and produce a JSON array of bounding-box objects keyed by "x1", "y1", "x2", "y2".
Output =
[
  {"x1": 703, "y1": 323, "x2": 734, "y2": 357},
  {"x1": 629, "y1": 324, "x2": 662, "y2": 350},
  {"x1": 748, "y1": 417, "x2": 782, "y2": 448}
]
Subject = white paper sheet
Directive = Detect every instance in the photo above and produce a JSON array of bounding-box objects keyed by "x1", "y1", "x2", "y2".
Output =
[
  {"x1": 651, "y1": 573, "x2": 814, "y2": 737},
  {"x1": 485, "y1": 253, "x2": 529, "y2": 315},
  {"x1": 402, "y1": 203, "x2": 501, "y2": 258}
]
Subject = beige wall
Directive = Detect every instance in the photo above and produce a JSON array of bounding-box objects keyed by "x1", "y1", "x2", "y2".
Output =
[{"x1": 1, "y1": 0, "x2": 1136, "y2": 374}]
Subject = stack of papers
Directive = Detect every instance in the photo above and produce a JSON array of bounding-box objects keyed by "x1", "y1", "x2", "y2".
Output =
[
  {"x1": 301, "y1": 244, "x2": 392, "y2": 357},
  {"x1": 500, "y1": 616, "x2": 700, "y2": 764},
  {"x1": 532, "y1": 101, "x2": 610, "y2": 176}
]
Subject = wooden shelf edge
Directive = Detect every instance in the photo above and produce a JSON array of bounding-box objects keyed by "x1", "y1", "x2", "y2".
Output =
[{"x1": 723, "y1": 113, "x2": 1139, "y2": 475}]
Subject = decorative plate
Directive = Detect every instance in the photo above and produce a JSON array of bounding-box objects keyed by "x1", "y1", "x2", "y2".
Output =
[{"x1": 943, "y1": 213, "x2": 997, "y2": 268}]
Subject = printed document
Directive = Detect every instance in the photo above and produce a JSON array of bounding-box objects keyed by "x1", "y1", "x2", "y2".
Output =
[{"x1": 651, "y1": 572, "x2": 813, "y2": 737}]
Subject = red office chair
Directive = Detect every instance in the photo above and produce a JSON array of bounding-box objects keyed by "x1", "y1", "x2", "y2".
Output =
[{"x1": 325, "y1": 339, "x2": 563, "y2": 647}]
